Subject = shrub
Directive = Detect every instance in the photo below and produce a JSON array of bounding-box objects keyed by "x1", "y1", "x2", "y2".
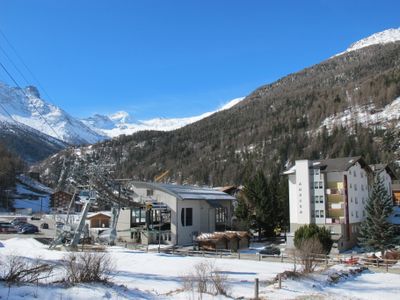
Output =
[
  {"x1": 294, "y1": 224, "x2": 333, "y2": 255},
  {"x1": 62, "y1": 251, "x2": 114, "y2": 284},
  {"x1": 0, "y1": 255, "x2": 54, "y2": 284},
  {"x1": 182, "y1": 261, "x2": 229, "y2": 297}
]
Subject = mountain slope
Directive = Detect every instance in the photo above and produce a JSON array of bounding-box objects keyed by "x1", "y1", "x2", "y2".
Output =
[
  {"x1": 35, "y1": 30, "x2": 400, "y2": 187},
  {"x1": 81, "y1": 97, "x2": 244, "y2": 138},
  {"x1": 0, "y1": 82, "x2": 106, "y2": 145}
]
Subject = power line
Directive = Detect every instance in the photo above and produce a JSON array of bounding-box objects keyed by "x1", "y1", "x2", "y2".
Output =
[
  {"x1": 0, "y1": 44, "x2": 30, "y2": 86},
  {"x1": 0, "y1": 61, "x2": 63, "y2": 141},
  {"x1": 0, "y1": 29, "x2": 54, "y2": 102}
]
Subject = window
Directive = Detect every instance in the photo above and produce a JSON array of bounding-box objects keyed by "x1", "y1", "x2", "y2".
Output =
[
  {"x1": 350, "y1": 183, "x2": 352, "y2": 189},
  {"x1": 361, "y1": 184, "x2": 364, "y2": 191},
  {"x1": 363, "y1": 210, "x2": 366, "y2": 217},
  {"x1": 351, "y1": 211, "x2": 354, "y2": 217},
  {"x1": 353, "y1": 170, "x2": 356, "y2": 177},
  {"x1": 181, "y1": 208, "x2": 193, "y2": 227},
  {"x1": 354, "y1": 184, "x2": 357, "y2": 191},
  {"x1": 320, "y1": 196, "x2": 324, "y2": 203},
  {"x1": 361, "y1": 171, "x2": 364, "y2": 178},
  {"x1": 350, "y1": 197, "x2": 353, "y2": 203},
  {"x1": 356, "y1": 211, "x2": 359, "y2": 218},
  {"x1": 319, "y1": 182, "x2": 323, "y2": 189},
  {"x1": 315, "y1": 210, "x2": 320, "y2": 218},
  {"x1": 320, "y1": 210, "x2": 324, "y2": 218},
  {"x1": 355, "y1": 197, "x2": 358, "y2": 204},
  {"x1": 362, "y1": 197, "x2": 365, "y2": 204},
  {"x1": 146, "y1": 189, "x2": 153, "y2": 196},
  {"x1": 216, "y1": 207, "x2": 226, "y2": 223}
]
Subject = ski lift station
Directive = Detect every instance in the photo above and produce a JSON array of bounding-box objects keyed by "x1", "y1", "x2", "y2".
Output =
[{"x1": 116, "y1": 182, "x2": 235, "y2": 246}]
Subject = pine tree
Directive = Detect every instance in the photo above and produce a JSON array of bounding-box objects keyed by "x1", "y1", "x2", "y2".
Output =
[
  {"x1": 243, "y1": 170, "x2": 275, "y2": 240},
  {"x1": 358, "y1": 176, "x2": 397, "y2": 256}
]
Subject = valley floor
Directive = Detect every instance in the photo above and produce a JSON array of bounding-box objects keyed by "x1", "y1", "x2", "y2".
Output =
[{"x1": 0, "y1": 237, "x2": 399, "y2": 299}]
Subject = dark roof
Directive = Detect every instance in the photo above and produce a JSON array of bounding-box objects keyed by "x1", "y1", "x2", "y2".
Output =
[
  {"x1": 314, "y1": 156, "x2": 370, "y2": 173},
  {"x1": 283, "y1": 156, "x2": 371, "y2": 175},
  {"x1": 369, "y1": 164, "x2": 397, "y2": 179}
]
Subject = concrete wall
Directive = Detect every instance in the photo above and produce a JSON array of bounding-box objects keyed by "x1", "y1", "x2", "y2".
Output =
[
  {"x1": 116, "y1": 208, "x2": 132, "y2": 241},
  {"x1": 346, "y1": 163, "x2": 369, "y2": 224}
]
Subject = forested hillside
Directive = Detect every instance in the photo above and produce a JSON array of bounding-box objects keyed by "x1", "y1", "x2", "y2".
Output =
[
  {"x1": 35, "y1": 42, "x2": 400, "y2": 188},
  {"x1": 0, "y1": 143, "x2": 24, "y2": 209}
]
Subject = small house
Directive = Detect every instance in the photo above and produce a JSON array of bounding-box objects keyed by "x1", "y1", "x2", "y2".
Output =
[
  {"x1": 86, "y1": 212, "x2": 111, "y2": 229},
  {"x1": 117, "y1": 181, "x2": 235, "y2": 246}
]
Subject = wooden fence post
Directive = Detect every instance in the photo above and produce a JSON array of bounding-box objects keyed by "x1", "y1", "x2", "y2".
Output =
[
  {"x1": 278, "y1": 273, "x2": 282, "y2": 289},
  {"x1": 254, "y1": 278, "x2": 259, "y2": 299}
]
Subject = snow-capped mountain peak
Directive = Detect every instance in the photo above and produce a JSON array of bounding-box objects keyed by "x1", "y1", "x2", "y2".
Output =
[
  {"x1": 340, "y1": 28, "x2": 400, "y2": 55},
  {"x1": 82, "y1": 97, "x2": 245, "y2": 138},
  {"x1": 110, "y1": 111, "x2": 132, "y2": 123},
  {"x1": 0, "y1": 82, "x2": 106, "y2": 145}
]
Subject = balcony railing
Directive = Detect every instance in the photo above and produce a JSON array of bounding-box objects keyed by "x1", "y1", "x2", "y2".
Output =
[
  {"x1": 325, "y1": 188, "x2": 344, "y2": 195},
  {"x1": 329, "y1": 202, "x2": 344, "y2": 210},
  {"x1": 325, "y1": 217, "x2": 345, "y2": 224}
]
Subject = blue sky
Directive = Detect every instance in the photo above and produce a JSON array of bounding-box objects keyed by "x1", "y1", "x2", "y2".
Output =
[{"x1": 0, "y1": 0, "x2": 399, "y2": 120}]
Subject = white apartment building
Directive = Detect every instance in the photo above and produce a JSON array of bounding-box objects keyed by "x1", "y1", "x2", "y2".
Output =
[{"x1": 284, "y1": 156, "x2": 379, "y2": 251}]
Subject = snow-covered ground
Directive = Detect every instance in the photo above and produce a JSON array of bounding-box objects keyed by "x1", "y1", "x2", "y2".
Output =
[{"x1": 1, "y1": 238, "x2": 400, "y2": 299}]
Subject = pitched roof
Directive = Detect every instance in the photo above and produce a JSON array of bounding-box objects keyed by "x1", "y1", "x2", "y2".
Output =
[
  {"x1": 316, "y1": 156, "x2": 370, "y2": 173},
  {"x1": 131, "y1": 181, "x2": 235, "y2": 201},
  {"x1": 284, "y1": 156, "x2": 371, "y2": 174},
  {"x1": 86, "y1": 211, "x2": 112, "y2": 219},
  {"x1": 369, "y1": 164, "x2": 397, "y2": 179}
]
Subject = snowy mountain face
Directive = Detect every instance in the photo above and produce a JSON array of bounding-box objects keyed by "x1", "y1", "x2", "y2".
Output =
[
  {"x1": 337, "y1": 28, "x2": 400, "y2": 56},
  {"x1": 321, "y1": 96, "x2": 400, "y2": 132},
  {"x1": 0, "y1": 82, "x2": 106, "y2": 145},
  {"x1": 81, "y1": 97, "x2": 244, "y2": 138}
]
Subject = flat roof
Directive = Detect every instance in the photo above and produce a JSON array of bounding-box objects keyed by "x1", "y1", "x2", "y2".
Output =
[{"x1": 131, "y1": 181, "x2": 235, "y2": 201}]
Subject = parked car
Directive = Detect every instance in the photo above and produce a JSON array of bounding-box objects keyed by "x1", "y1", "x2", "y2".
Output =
[
  {"x1": 0, "y1": 222, "x2": 17, "y2": 233},
  {"x1": 11, "y1": 217, "x2": 28, "y2": 223},
  {"x1": 259, "y1": 245, "x2": 281, "y2": 256},
  {"x1": 40, "y1": 223, "x2": 49, "y2": 229},
  {"x1": 56, "y1": 222, "x2": 64, "y2": 229},
  {"x1": 31, "y1": 216, "x2": 41, "y2": 220},
  {"x1": 11, "y1": 219, "x2": 27, "y2": 227},
  {"x1": 18, "y1": 224, "x2": 39, "y2": 234}
]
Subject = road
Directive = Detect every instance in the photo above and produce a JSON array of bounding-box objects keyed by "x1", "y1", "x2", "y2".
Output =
[{"x1": 0, "y1": 215, "x2": 57, "y2": 240}]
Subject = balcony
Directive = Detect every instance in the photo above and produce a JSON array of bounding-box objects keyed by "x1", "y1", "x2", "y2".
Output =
[
  {"x1": 326, "y1": 188, "x2": 344, "y2": 195},
  {"x1": 327, "y1": 209, "x2": 344, "y2": 219},
  {"x1": 327, "y1": 194, "x2": 343, "y2": 203},
  {"x1": 329, "y1": 202, "x2": 344, "y2": 210},
  {"x1": 325, "y1": 217, "x2": 345, "y2": 224}
]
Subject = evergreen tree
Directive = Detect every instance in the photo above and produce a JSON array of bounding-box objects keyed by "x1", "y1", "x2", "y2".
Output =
[
  {"x1": 276, "y1": 177, "x2": 289, "y2": 231},
  {"x1": 234, "y1": 193, "x2": 250, "y2": 230},
  {"x1": 358, "y1": 176, "x2": 397, "y2": 256},
  {"x1": 294, "y1": 224, "x2": 333, "y2": 255},
  {"x1": 243, "y1": 170, "x2": 275, "y2": 239}
]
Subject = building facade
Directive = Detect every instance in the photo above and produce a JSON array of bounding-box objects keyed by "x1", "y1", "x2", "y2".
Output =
[
  {"x1": 285, "y1": 157, "x2": 377, "y2": 252},
  {"x1": 50, "y1": 191, "x2": 73, "y2": 213},
  {"x1": 116, "y1": 182, "x2": 235, "y2": 246}
]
